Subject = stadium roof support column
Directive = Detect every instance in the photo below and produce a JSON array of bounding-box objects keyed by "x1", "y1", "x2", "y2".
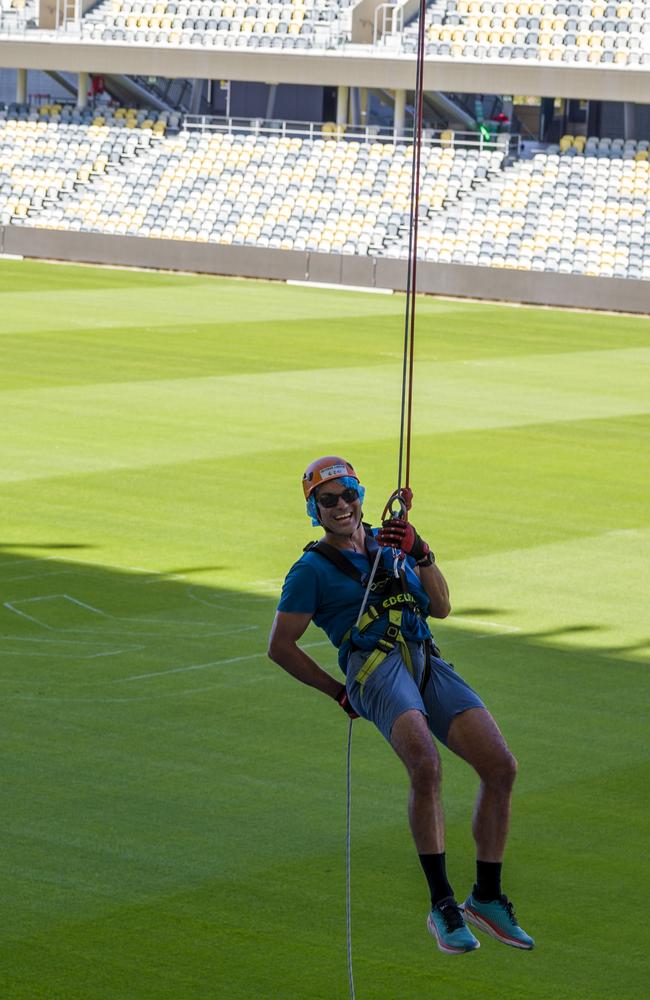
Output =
[
  {"x1": 77, "y1": 70, "x2": 88, "y2": 109},
  {"x1": 360, "y1": 87, "x2": 368, "y2": 126},
  {"x1": 336, "y1": 85, "x2": 349, "y2": 126},
  {"x1": 350, "y1": 87, "x2": 360, "y2": 127},
  {"x1": 394, "y1": 88, "x2": 406, "y2": 138},
  {"x1": 189, "y1": 79, "x2": 203, "y2": 115},
  {"x1": 16, "y1": 67, "x2": 27, "y2": 104},
  {"x1": 266, "y1": 84, "x2": 277, "y2": 120},
  {"x1": 624, "y1": 103, "x2": 636, "y2": 141}
]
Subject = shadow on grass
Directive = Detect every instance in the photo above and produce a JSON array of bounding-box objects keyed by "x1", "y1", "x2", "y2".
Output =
[{"x1": 1, "y1": 548, "x2": 648, "y2": 1000}]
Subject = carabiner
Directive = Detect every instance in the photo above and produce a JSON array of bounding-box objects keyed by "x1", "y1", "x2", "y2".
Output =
[{"x1": 381, "y1": 487, "x2": 410, "y2": 523}]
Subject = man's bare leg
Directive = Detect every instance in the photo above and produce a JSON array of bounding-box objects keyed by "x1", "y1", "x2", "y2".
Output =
[
  {"x1": 391, "y1": 708, "x2": 481, "y2": 952},
  {"x1": 390, "y1": 708, "x2": 444, "y2": 853},
  {"x1": 446, "y1": 707, "x2": 534, "y2": 948},
  {"x1": 447, "y1": 706, "x2": 517, "y2": 862}
]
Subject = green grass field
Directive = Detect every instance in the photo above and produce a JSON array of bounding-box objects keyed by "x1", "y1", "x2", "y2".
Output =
[{"x1": 1, "y1": 259, "x2": 648, "y2": 1000}]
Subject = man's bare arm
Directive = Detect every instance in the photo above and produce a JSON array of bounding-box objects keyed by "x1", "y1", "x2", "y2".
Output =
[
  {"x1": 268, "y1": 611, "x2": 342, "y2": 699},
  {"x1": 416, "y1": 562, "x2": 451, "y2": 619}
]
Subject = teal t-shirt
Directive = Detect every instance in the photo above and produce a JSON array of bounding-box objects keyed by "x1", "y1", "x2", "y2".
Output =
[{"x1": 277, "y1": 538, "x2": 432, "y2": 672}]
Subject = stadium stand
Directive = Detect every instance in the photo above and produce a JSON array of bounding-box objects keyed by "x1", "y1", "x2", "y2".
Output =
[
  {"x1": 0, "y1": 105, "x2": 169, "y2": 223},
  {"x1": 395, "y1": 0, "x2": 650, "y2": 66},
  {"x1": 79, "y1": 0, "x2": 355, "y2": 48},
  {"x1": 0, "y1": 0, "x2": 37, "y2": 31},
  {"x1": 0, "y1": 114, "x2": 501, "y2": 251},
  {"x1": 1, "y1": 109, "x2": 648, "y2": 280},
  {"x1": 391, "y1": 135, "x2": 650, "y2": 278}
]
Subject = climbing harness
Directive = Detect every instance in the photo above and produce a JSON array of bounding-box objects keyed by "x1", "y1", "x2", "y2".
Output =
[{"x1": 305, "y1": 527, "x2": 424, "y2": 689}]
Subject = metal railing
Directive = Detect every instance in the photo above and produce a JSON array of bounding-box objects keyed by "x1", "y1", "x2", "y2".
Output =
[
  {"x1": 374, "y1": 2, "x2": 404, "y2": 46},
  {"x1": 183, "y1": 114, "x2": 519, "y2": 155},
  {"x1": 55, "y1": 0, "x2": 81, "y2": 31}
]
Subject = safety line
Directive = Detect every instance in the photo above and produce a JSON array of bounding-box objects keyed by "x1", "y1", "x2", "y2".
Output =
[
  {"x1": 348, "y1": 5, "x2": 429, "y2": 998},
  {"x1": 346, "y1": 717, "x2": 355, "y2": 1000},
  {"x1": 397, "y1": 0, "x2": 428, "y2": 493}
]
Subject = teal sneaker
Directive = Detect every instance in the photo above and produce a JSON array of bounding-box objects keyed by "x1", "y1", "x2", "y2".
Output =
[
  {"x1": 427, "y1": 897, "x2": 480, "y2": 955},
  {"x1": 463, "y1": 892, "x2": 535, "y2": 950}
]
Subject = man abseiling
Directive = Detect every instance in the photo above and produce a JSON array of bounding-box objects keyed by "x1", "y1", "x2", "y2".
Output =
[{"x1": 268, "y1": 456, "x2": 534, "y2": 955}]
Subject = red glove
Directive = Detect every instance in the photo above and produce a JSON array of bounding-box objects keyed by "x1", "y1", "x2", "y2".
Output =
[
  {"x1": 335, "y1": 685, "x2": 359, "y2": 719},
  {"x1": 377, "y1": 518, "x2": 431, "y2": 564}
]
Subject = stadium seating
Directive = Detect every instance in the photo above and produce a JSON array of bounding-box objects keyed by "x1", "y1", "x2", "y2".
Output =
[
  {"x1": 0, "y1": 106, "x2": 170, "y2": 224},
  {"x1": 1, "y1": 110, "x2": 649, "y2": 280},
  {"x1": 0, "y1": 0, "x2": 37, "y2": 29},
  {"x1": 396, "y1": 0, "x2": 650, "y2": 66},
  {"x1": 392, "y1": 133, "x2": 650, "y2": 278},
  {"x1": 79, "y1": 0, "x2": 355, "y2": 48},
  {"x1": 3, "y1": 118, "x2": 501, "y2": 253}
]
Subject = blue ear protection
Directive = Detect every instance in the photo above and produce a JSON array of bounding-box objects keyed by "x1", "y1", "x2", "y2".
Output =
[{"x1": 306, "y1": 476, "x2": 366, "y2": 526}]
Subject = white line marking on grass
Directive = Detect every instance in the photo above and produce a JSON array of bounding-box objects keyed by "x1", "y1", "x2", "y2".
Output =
[
  {"x1": 0, "y1": 644, "x2": 143, "y2": 660},
  {"x1": 64, "y1": 595, "x2": 110, "y2": 616},
  {"x1": 124, "y1": 616, "x2": 256, "y2": 628},
  {"x1": 286, "y1": 280, "x2": 394, "y2": 294},
  {"x1": 0, "y1": 570, "x2": 70, "y2": 583},
  {"x1": 186, "y1": 588, "x2": 259, "y2": 612},
  {"x1": 451, "y1": 618, "x2": 521, "y2": 633},
  {"x1": 4, "y1": 594, "x2": 112, "y2": 629},
  {"x1": 4, "y1": 601, "x2": 55, "y2": 629},
  {"x1": 87, "y1": 646, "x2": 144, "y2": 659},
  {"x1": 51, "y1": 623, "x2": 258, "y2": 640},
  {"x1": 1, "y1": 635, "x2": 126, "y2": 645},
  {"x1": 117, "y1": 640, "x2": 330, "y2": 683},
  {"x1": 12, "y1": 675, "x2": 279, "y2": 703}
]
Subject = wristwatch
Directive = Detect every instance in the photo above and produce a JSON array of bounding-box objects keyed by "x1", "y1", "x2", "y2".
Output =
[{"x1": 416, "y1": 551, "x2": 435, "y2": 567}]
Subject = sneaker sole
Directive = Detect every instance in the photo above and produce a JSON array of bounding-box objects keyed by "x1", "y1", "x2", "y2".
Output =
[
  {"x1": 426, "y1": 915, "x2": 480, "y2": 955},
  {"x1": 463, "y1": 906, "x2": 534, "y2": 950}
]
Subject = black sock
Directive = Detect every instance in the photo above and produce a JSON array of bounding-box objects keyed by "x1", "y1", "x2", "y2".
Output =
[
  {"x1": 418, "y1": 853, "x2": 454, "y2": 907},
  {"x1": 474, "y1": 860, "x2": 502, "y2": 902}
]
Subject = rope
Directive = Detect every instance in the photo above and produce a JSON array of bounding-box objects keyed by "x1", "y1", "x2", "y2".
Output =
[
  {"x1": 345, "y1": 717, "x2": 355, "y2": 1000},
  {"x1": 345, "y1": 540, "x2": 380, "y2": 998},
  {"x1": 397, "y1": 0, "x2": 428, "y2": 494},
  {"x1": 347, "y1": 5, "x2": 428, "y2": 995}
]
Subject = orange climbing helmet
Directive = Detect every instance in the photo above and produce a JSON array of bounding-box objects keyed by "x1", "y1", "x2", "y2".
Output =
[{"x1": 302, "y1": 456, "x2": 360, "y2": 500}]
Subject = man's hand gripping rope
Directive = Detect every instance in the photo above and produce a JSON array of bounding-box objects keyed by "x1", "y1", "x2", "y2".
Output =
[{"x1": 377, "y1": 486, "x2": 433, "y2": 567}]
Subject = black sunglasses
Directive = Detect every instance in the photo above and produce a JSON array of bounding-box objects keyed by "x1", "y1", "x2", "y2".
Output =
[{"x1": 317, "y1": 486, "x2": 359, "y2": 508}]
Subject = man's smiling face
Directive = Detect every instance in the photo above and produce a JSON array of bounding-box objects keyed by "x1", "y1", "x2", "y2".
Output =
[{"x1": 315, "y1": 482, "x2": 361, "y2": 536}]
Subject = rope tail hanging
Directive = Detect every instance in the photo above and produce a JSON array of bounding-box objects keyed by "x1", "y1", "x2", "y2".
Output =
[{"x1": 346, "y1": 5, "x2": 429, "y2": 998}]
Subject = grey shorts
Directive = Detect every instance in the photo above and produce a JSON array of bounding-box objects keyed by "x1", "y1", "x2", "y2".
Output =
[{"x1": 345, "y1": 641, "x2": 485, "y2": 745}]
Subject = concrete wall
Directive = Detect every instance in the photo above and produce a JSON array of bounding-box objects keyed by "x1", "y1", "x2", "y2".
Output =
[
  {"x1": 38, "y1": 0, "x2": 97, "y2": 31},
  {"x1": 1, "y1": 226, "x2": 649, "y2": 314},
  {"x1": 1, "y1": 39, "x2": 649, "y2": 103},
  {"x1": 351, "y1": 0, "x2": 384, "y2": 44}
]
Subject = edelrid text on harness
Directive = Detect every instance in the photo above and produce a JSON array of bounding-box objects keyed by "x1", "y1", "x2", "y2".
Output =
[{"x1": 303, "y1": 524, "x2": 435, "y2": 691}]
